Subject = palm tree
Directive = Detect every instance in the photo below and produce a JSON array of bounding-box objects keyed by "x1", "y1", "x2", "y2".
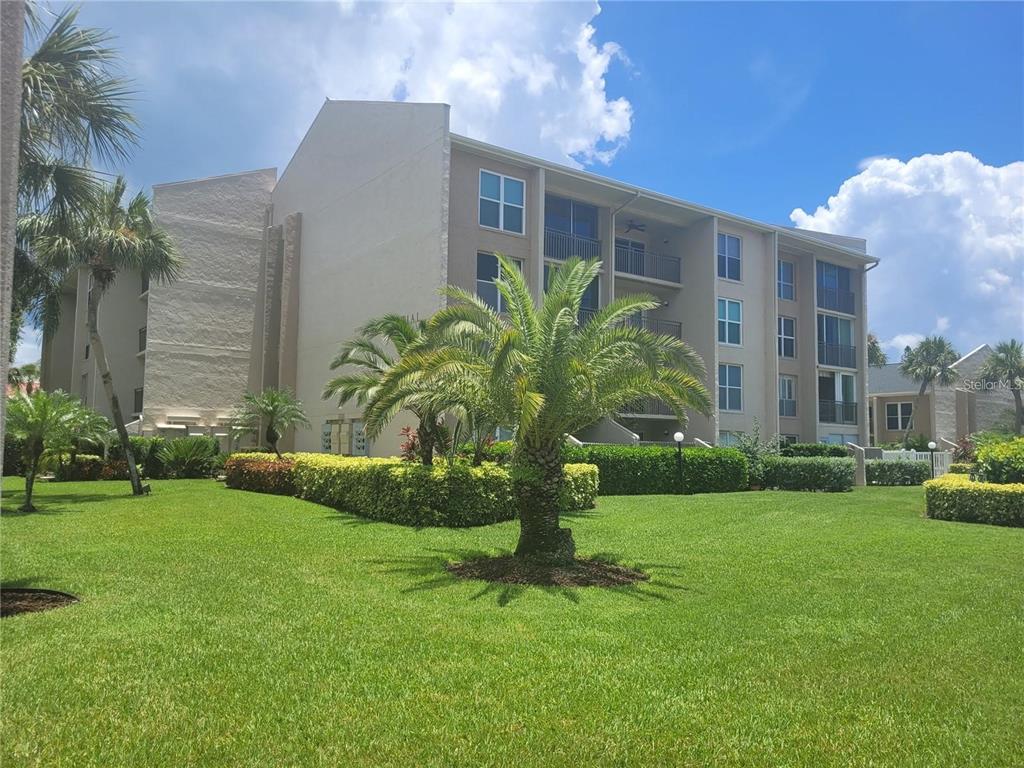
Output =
[
  {"x1": 899, "y1": 336, "x2": 959, "y2": 444},
  {"x1": 7, "y1": 362, "x2": 40, "y2": 394},
  {"x1": 6, "y1": 389, "x2": 108, "y2": 512},
  {"x1": 323, "y1": 314, "x2": 447, "y2": 465},
  {"x1": 231, "y1": 388, "x2": 311, "y2": 459},
  {"x1": 867, "y1": 333, "x2": 887, "y2": 367},
  {"x1": 980, "y1": 339, "x2": 1024, "y2": 434},
  {"x1": 31, "y1": 177, "x2": 181, "y2": 496},
  {"x1": 367, "y1": 256, "x2": 711, "y2": 563}
]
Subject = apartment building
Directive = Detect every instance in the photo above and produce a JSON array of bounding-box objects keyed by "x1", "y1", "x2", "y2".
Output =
[{"x1": 41, "y1": 100, "x2": 876, "y2": 455}]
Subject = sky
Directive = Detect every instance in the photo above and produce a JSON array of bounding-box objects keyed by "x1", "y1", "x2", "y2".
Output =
[{"x1": 15, "y1": 0, "x2": 1024, "y2": 365}]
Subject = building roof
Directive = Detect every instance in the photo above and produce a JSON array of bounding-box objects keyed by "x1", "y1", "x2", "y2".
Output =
[{"x1": 869, "y1": 363, "x2": 919, "y2": 395}]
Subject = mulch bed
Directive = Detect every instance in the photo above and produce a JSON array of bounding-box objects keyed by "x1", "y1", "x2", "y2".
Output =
[
  {"x1": 1, "y1": 589, "x2": 79, "y2": 618},
  {"x1": 447, "y1": 556, "x2": 648, "y2": 587}
]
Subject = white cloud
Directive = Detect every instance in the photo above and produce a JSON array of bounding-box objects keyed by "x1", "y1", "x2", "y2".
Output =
[
  {"x1": 884, "y1": 333, "x2": 925, "y2": 353},
  {"x1": 791, "y1": 152, "x2": 1024, "y2": 354},
  {"x1": 14, "y1": 327, "x2": 42, "y2": 367}
]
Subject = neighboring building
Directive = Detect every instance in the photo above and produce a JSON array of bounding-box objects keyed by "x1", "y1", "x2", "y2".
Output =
[
  {"x1": 41, "y1": 100, "x2": 877, "y2": 455},
  {"x1": 868, "y1": 344, "x2": 1017, "y2": 446}
]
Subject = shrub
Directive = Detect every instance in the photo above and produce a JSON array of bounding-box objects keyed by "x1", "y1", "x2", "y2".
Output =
[
  {"x1": 924, "y1": 474, "x2": 1024, "y2": 527},
  {"x1": 762, "y1": 456, "x2": 855, "y2": 492},
  {"x1": 951, "y1": 437, "x2": 976, "y2": 464},
  {"x1": 3, "y1": 434, "x2": 25, "y2": 477},
  {"x1": 949, "y1": 462, "x2": 975, "y2": 475},
  {"x1": 560, "y1": 463, "x2": 599, "y2": 511},
  {"x1": 99, "y1": 460, "x2": 136, "y2": 480},
  {"x1": 560, "y1": 444, "x2": 748, "y2": 495},
  {"x1": 733, "y1": 423, "x2": 780, "y2": 488},
  {"x1": 158, "y1": 436, "x2": 219, "y2": 479},
  {"x1": 976, "y1": 437, "x2": 1024, "y2": 484},
  {"x1": 866, "y1": 460, "x2": 931, "y2": 486},
  {"x1": 224, "y1": 454, "x2": 295, "y2": 495},
  {"x1": 106, "y1": 435, "x2": 171, "y2": 478},
  {"x1": 779, "y1": 443, "x2": 848, "y2": 458},
  {"x1": 54, "y1": 454, "x2": 104, "y2": 481}
]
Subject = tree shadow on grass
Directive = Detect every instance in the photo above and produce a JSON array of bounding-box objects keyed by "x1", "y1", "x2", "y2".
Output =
[
  {"x1": 1, "y1": 490, "x2": 136, "y2": 516},
  {"x1": 1, "y1": 575, "x2": 57, "y2": 589}
]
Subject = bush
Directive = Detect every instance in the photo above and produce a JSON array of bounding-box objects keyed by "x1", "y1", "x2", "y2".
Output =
[
  {"x1": 762, "y1": 456, "x2": 855, "y2": 492},
  {"x1": 779, "y1": 443, "x2": 848, "y2": 458},
  {"x1": 924, "y1": 474, "x2": 1024, "y2": 527},
  {"x1": 106, "y1": 435, "x2": 171, "y2": 478},
  {"x1": 976, "y1": 437, "x2": 1024, "y2": 484},
  {"x1": 558, "y1": 444, "x2": 748, "y2": 495},
  {"x1": 560, "y1": 463, "x2": 599, "y2": 511},
  {"x1": 865, "y1": 460, "x2": 931, "y2": 486},
  {"x1": 733, "y1": 423, "x2": 780, "y2": 488},
  {"x1": 3, "y1": 434, "x2": 25, "y2": 477},
  {"x1": 949, "y1": 462, "x2": 975, "y2": 475},
  {"x1": 224, "y1": 453, "x2": 295, "y2": 495},
  {"x1": 158, "y1": 436, "x2": 219, "y2": 479},
  {"x1": 54, "y1": 454, "x2": 105, "y2": 481},
  {"x1": 99, "y1": 460, "x2": 137, "y2": 480}
]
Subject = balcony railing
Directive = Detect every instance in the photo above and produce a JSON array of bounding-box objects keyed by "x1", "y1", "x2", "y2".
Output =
[
  {"x1": 779, "y1": 399, "x2": 797, "y2": 418},
  {"x1": 817, "y1": 286, "x2": 856, "y2": 314},
  {"x1": 545, "y1": 227, "x2": 601, "y2": 261},
  {"x1": 818, "y1": 342, "x2": 857, "y2": 368},
  {"x1": 618, "y1": 397, "x2": 676, "y2": 417},
  {"x1": 626, "y1": 315, "x2": 682, "y2": 339},
  {"x1": 819, "y1": 399, "x2": 857, "y2": 425},
  {"x1": 578, "y1": 307, "x2": 598, "y2": 325},
  {"x1": 615, "y1": 245, "x2": 681, "y2": 283}
]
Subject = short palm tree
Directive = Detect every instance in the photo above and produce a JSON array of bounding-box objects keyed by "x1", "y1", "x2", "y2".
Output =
[
  {"x1": 6, "y1": 389, "x2": 108, "y2": 512},
  {"x1": 899, "y1": 336, "x2": 959, "y2": 444},
  {"x1": 30, "y1": 177, "x2": 181, "y2": 496},
  {"x1": 367, "y1": 256, "x2": 711, "y2": 562},
  {"x1": 231, "y1": 388, "x2": 311, "y2": 459},
  {"x1": 980, "y1": 339, "x2": 1024, "y2": 434},
  {"x1": 323, "y1": 314, "x2": 446, "y2": 465}
]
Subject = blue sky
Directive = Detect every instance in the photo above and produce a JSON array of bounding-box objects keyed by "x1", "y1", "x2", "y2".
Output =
[{"x1": 16, "y1": 1, "x2": 1024, "y2": 364}]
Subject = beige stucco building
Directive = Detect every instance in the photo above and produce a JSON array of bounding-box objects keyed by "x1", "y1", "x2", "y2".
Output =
[{"x1": 41, "y1": 100, "x2": 877, "y2": 455}]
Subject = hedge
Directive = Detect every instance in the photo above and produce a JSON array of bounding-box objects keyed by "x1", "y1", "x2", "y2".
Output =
[
  {"x1": 976, "y1": 437, "x2": 1024, "y2": 484},
  {"x1": 560, "y1": 444, "x2": 748, "y2": 495},
  {"x1": 224, "y1": 454, "x2": 295, "y2": 495},
  {"x1": 865, "y1": 460, "x2": 931, "y2": 486},
  {"x1": 779, "y1": 443, "x2": 848, "y2": 458},
  {"x1": 54, "y1": 455, "x2": 105, "y2": 481},
  {"x1": 949, "y1": 462, "x2": 975, "y2": 475},
  {"x1": 924, "y1": 474, "x2": 1024, "y2": 527},
  {"x1": 762, "y1": 456, "x2": 855, "y2": 492}
]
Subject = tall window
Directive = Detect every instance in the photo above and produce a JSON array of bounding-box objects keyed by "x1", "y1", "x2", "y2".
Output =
[
  {"x1": 777, "y1": 316, "x2": 796, "y2": 358},
  {"x1": 816, "y1": 261, "x2": 854, "y2": 313},
  {"x1": 477, "y1": 252, "x2": 522, "y2": 312},
  {"x1": 479, "y1": 170, "x2": 525, "y2": 234},
  {"x1": 138, "y1": 326, "x2": 147, "y2": 353},
  {"x1": 885, "y1": 402, "x2": 913, "y2": 431},
  {"x1": 134, "y1": 387, "x2": 144, "y2": 414},
  {"x1": 717, "y1": 298, "x2": 742, "y2": 345},
  {"x1": 545, "y1": 195, "x2": 598, "y2": 238},
  {"x1": 717, "y1": 233, "x2": 741, "y2": 280},
  {"x1": 140, "y1": 271, "x2": 150, "y2": 295},
  {"x1": 718, "y1": 364, "x2": 742, "y2": 411},
  {"x1": 779, "y1": 375, "x2": 797, "y2": 417},
  {"x1": 777, "y1": 259, "x2": 795, "y2": 300}
]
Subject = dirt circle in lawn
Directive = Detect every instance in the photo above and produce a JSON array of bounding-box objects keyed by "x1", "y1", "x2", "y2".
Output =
[
  {"x1": 1, "y1": 588, "x2": 79, "y2": 618},
  {"x1": 447, "y1": 556, "x2": 648, "y2": 587}
]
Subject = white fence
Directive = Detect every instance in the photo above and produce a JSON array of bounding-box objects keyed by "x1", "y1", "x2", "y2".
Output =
[{"x1": 880, "y1": 449, "x2": 952, "y2": 476}]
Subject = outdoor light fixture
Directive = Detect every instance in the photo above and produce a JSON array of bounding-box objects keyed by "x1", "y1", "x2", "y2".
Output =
[
  {"x1": 928, "y1": 441, "x2": 937, "y2": 478},
  {"x1": 674, "y1": 432, "x2": 685, "y2": 488}
]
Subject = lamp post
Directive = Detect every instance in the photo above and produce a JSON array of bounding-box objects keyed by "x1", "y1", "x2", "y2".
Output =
[
  {"x1": 674, "y1": 431, "x2": 685, "y2": 491},
  {"x1": 928, "y1": 440, "x2": 937, "y2": 478}
]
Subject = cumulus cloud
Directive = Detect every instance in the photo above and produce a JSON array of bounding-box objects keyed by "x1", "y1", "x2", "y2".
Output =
[{"x1": 791, "y1": 152, "x2": 1024, "y2": 354}]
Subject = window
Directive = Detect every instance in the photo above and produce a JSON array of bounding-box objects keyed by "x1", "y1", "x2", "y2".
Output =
[
  {"x1": 718, "y1": 430, "x2": 742, "y2": 447},
  {"x1": 779, "y1": 375, "x2": 797, "y2": 417},
  {"x1": 717, "y1": 298, "x2": 742, "y2": 345},
  {"x1": 717, "y1": 233, "x2": 741, "y2": 280},
  {"x1": 84, "y1": 344, "x2": 90, "y2": 360},
  {"x1": 140, "y1": 271, "x2": 150, "y2": 295},
  {"x1": 479, "y1": 170, "x2": 525, "y2": 234},
  {"x1": 816, "y1": 261, "x2": 854, "y2": 313},
  {"x1": 718, "y1": 364, "x2": 742, "y2": 411},
  {"x1": 778, "y1": 259, "x2": 795, "y2": 300},
  {"x1": 476, "y1": 252, "x2": 522, "y2": 312},
  {"x1": 134, "y1": 387, "x2": 144, "y2": 414},
  {"x1": 138, "y1": 326, "x2": 147, "y2": 352},
  {"x1": 817, "y1": 313, "x2": 855, "y2": 367},
  {"x1": 781, "y1": 434, "x2": 799, "y2": 445},
  {"x1": 545, "y1": 195, "x2": 598, "y2": 237},
  {"x1": 885, "y1": 402, "x2": 913, "y2": 431},
  {"x1": 778, "y1": 316, "x2": 796, "y2": 358}
]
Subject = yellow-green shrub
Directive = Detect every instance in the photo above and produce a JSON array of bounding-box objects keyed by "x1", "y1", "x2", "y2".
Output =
[
  {"x1": 976, "y1": 437, "x2": 1024, "y2": 484},
  {"x1": 948, "y1": 462, "x2": 975, "y2": 475},
  {"x1": 924, "y1": 474, "x2": 1024, "y2": 527},
  {"x1": 560, "y1": 463, "x2": 599, "y2": 510}
]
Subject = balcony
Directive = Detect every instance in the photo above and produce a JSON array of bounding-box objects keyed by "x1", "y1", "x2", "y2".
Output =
[
  {"x1": 779, "y1": 399, "x2": 797, "y2": 418},
  {"x1": 817, "y1": 286, "x2": 856, "y2": 314},
  {"x1": 819, "y1": 399, "x2": 857, "y2": 425},
  {"x1": 627, "y1": 315, "x2": 682, "y2": 339},
  {"x1": 615, "y1": 244, "x2": 681, "y2": 284},
  {"x1": 818, "y1": 342, "x2": 857, "y2": 368},
  {"x1": 578, "y1": 307, "x2": 599, "y2": 325},
  {"x1": 618, "y1": 397, "x2": 676, "y2": 417},
  {"x1": 545, "y1": 227, "x2": 601, "y2": 262}
]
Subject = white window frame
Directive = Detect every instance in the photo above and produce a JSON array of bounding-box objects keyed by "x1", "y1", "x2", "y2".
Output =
[
  {"x1": 717, "y1": 298, "x2": 742, "y2": 346},
  {"x1": 718, "y1": 363, "x2": 743, "y2": 412},
  {"x1": 778, "y1": 259, "x2": 795, "y2": 300},
  {"x1": 779, "y1": 375, "x2": 797, "y2": 417},
  {"x1": 717, "y1": 233, "x2": 742, "y2": 281},
  {"x1": 885, "y1": 401, "x2": 913, "y2": 431},
  {"x1": 778, "y1": 315, "x2": 796, "y2": 358},
  {"x1": 479, "y1": 169, "x2": 525, "y2": 235}
]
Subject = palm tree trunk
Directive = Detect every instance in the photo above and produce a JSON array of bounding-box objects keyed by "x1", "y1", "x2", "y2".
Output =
[
  {"x1": 903, "y1": 380, "x2": 929, "y2": 445},
  {"x1": 512, "y1": 442, "x2": 574, "y2": 563},
  {"x1": 87, "y1": 284, "x2": 144, "y2": 496},
  {"x1": 417, "y1": 418, "x2": 435, "y2": 466},
  {"x1": 1013, "y1": 387, "x2": 1023, "y2": 435},
  {"x1": 21, "y1": 452, "x2": 40, "y2": 513}
]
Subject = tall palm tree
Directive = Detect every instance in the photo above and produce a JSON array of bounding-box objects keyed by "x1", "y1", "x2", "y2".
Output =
[
  {"x1": 6, "y1": 389, "x2": 108, "y2": 512},
  {"x1": 323, "y1": 314, "x2": 447, "y2": 465},
  {"x1": 231, "y1": 388, "x2": 311, "y2": 459},
  {"x1": 899, "y1": 335, "x2": 959, "y2": 444},
  {"x1": 367, "y1": 256, "x2": 711, "y2": 563},
  {"x1": 31, "y1": 176, "x2": 181, "y2": 496},
  {"x1": 980, "y1": 339, "x2": 1024, "y2": 435}
]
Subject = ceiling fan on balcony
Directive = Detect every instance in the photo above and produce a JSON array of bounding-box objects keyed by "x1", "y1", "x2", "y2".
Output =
[{"x1": 622, "y1": 219, "x2": 647, "y2": 234}]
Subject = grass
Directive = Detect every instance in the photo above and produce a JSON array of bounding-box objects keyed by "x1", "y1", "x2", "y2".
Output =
[{"x1": 2, "y1": 478, "x2": 1023, "y2": 767}]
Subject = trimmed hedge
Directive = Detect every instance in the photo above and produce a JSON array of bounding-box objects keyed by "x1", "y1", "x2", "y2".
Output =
[
  {"x1": 949, "y1": 462, "x2": 975, "y2": 475},
  {"x1": 762, "y1": 456, "x2": 855, "y2": 492},
  {"x1": 866, "y1": 460, "x2": 931, "y2": 486},
  {"x1": 224, "y1": 454, "x2": 295, "y2": 495},
  {"x1": 976, "y1": 437, "x2": 1024, "y2": 484},
  {"x1": 561, "y1": 463, "x2": 599, "y2": 511},
  {"x1": 560, "y1": 444, "x2": 748, "y2": 495},
  {"x1": 924, "y1": 474, "x2": 1024, "y2": 527},
  {"x1": 779, "y1": 443, "x2": 848, "y2": 458}
]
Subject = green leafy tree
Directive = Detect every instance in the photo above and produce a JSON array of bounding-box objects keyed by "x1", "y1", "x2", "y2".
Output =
[
  {"x1": 365, "y1": 256, "x2": 711, "y2": 563},
  {"x1": 867, "y1": 333, "x2": 887, "y2": 367},
  {"x1": 5, "y1": 389, "x2": 108, "y2": 511},
  {"x1": 980, "y1": 339, "x2": 1024, "y2": 435},
  {"x1": 7, "y1": 362, "x2": 40, "y2": 394},
  {"x1": 231, "y1": 388, "x2": 311, "y2": 459},
  {"x1": 30, "y1": 177, "x2": 181, "y2": 496},
  {"x1": 899, "y1": 336, "x2": 959, "y2": 444}
]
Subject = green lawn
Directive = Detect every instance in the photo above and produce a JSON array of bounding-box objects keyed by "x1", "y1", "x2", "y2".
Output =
[{"x1": 2, "y1": 478, "x2": 1022, "y2": 767}]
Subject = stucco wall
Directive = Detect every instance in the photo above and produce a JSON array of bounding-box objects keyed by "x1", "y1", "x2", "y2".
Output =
[
  {"x1": 873, "y1": 393, "x2": 931, "y2": 445},
  {"x1": 777, "y1": 245, "x2": 818, "y2": 442}
]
